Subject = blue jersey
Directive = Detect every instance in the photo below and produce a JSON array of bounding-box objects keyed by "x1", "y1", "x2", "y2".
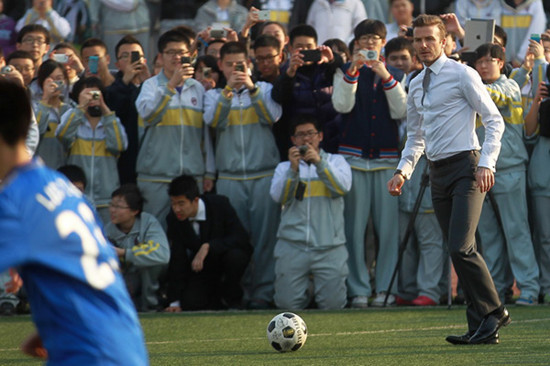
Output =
[{"x1": 0, "y1": 159, "x2": 148, "y2": 366}]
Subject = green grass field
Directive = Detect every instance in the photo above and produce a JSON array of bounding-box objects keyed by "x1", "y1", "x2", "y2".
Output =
[{"x1": 1, "y1": 306, "x2": 549, "y2": 365}]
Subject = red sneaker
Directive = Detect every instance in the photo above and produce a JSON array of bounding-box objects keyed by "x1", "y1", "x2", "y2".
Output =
[
  {"x1": 395, "y1": 295, "x2": 414, "y2": 306},
  {"x1": 412, "y1": 295, "x2": 437, "y2": 306}
]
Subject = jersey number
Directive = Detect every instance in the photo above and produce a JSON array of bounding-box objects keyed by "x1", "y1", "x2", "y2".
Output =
[{"x1": 55, "y1": 203, "x2": 116, "y2": 290}]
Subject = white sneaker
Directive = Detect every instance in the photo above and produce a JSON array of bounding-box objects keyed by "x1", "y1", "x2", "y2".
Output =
[
  {"x1": 371, "y1": 292, "x2": 396, "y2": 307},
  {"x1": 350, "y1": 296, "x2": 369, "y2": 308}
]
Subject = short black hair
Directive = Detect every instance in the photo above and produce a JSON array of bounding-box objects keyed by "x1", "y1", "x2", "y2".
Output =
[
  {"x1": 6, "y1": 50, "x2": 34, "y2": 64},
  {"x1": 57, "y1": 164, "x2": 87, "y2": 189},
  {"x1": 385, "y1": 37, "x2": 415, "y2": 58},
  {"x1": 219, "y1": 41, "x2": 248, "y2": 60},
  {"x1": 168, "y1": 175, "x2": 200, "y2": 200},
  {"x1": 324, "y1": 38, "x2": 351, "y2": 61},
  {"x1": 259, "y1": 21, "x2": 288, "y2": 37},
  {"x1": 37, "y1": 59, "x2": 68, "y2": 90},
  {"x1": 195, "y1": 54, "x2": 220, "y2": 72},
  {"x1": 474, "y1": 43, "x2": 506, "y2": 71},
  {"x1": 157, "y1": 29, "x2": 190, "y2": 54},
  {"x1": 53, "y1": 42, "x2": 79, "y2": 54},
  {"x1": 354, "y1": 19, "x2": 387, "y2": 40},
  {"x1": 70, "y1": 76, "x2": 105, "y2": 104},
  {"x1": 170, "y1": 25, "x2": 196, "y2": 45},
  {"x1": 253, "y1": 34, "x2": 281, "y2": 51},
  {"x1": 17, "y1": 24, "x2": 50, "y2": 45},
  {"x1": 81, "y1": 38, "x2": 108, "y2": 57},
  {"x1": 289, "y1": 24, "x2": 317, "y2": 46},
  {"x1": 290, "y1": 114, "x2": 321, "y2": 135},
  {"x1": 114, "y1": 35, "x2": 143, "y2": 59},
  {"x1": 111, "y1": 184, "x2": 144, "y2": 214},
  {"x1": 0, "y1": 78, "x2": 32, "y2": 146},
  {"x1": 494, "y1": 25, "x2": 507, "y2": 47}
]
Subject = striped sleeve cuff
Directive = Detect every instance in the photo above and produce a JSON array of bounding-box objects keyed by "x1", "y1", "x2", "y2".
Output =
[
  {"x1": 382, "y1": 75, "x2": 398, "y2": 90},
  {"x1": 344, "y1": 69, "x2": 360, "y2": 84}
]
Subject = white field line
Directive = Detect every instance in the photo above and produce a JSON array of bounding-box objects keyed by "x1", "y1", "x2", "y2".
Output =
[{"x1": 0, "y1": 317, "x2": 548, "y2": 351}]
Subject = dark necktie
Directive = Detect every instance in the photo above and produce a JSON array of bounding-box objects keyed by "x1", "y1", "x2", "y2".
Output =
[{"x1": 422, "y1": 68, "x2": 431, "y2": 106}]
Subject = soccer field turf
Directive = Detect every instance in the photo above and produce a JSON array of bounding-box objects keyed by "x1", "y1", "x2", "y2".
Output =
[{"x1": 0, "y1": 306, "x2": 548, "y2": 365}]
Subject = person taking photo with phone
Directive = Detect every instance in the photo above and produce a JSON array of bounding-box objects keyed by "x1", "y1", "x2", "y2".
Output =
[
  {"x1": 105, "y1": 35, "x2": 150, "y2": 185},
  {"x1": 272, "y1": 24, "x2": 343, "y2": 159},
  {"x1": 135, "y1": 29, "x2": 215, "y2": 230},
  {"x1": 203, "y1": 41, "x2": 282, "y2": 310},
  {"x1": 332, "y1": 19, "x2": 407, "y2": 308}
]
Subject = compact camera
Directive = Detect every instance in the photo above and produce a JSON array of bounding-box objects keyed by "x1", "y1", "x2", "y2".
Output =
[
  {"x1": 0, "y1": 65, "x2": 13, "y2": 74},
  {"x1": 52, "y1": 53, "x2": 69, "y2": 63},
  {"x1": 359, "y1": 49, "x2": 378, "y2": 61},
  {"x1": 234, "y1": 63, "x2": 245, "y2": 72},
  {"x1": 90, "y1": 90, "x2": 101, "y2": 100},
  {"x1": 210, "y1": 29, "x2": 227, "y2": 39},
  {"x1": 298, "y1": 145, "x2": 308, "y2": 156}
]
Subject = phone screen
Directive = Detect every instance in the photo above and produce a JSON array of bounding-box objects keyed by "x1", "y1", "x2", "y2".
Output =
[{"x1": 88, "y1": 56, "x2": 99, "y2": 74}]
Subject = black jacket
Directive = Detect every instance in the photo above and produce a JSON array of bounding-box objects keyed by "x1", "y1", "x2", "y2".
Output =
[{"x1": 166, "y1": 194, "x2": 252, "y2": 302}]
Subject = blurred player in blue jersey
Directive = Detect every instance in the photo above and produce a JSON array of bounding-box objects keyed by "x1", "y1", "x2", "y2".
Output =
[{"x1": 0, "y1": 78, "x2": 148, "y2": 365}]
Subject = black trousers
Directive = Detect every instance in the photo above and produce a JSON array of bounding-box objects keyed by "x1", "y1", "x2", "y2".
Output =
[
  {"x1": 180, "y1": 247, "x2": 251, "y2": 310},
  {"x1": 429, "y1": 150, "x2": 501, "y2": 331}
]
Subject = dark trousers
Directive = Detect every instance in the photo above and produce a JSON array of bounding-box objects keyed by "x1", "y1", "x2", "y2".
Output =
[
  {"x1": 429, "y1": 151, "x2": 501, "y2": 331},
  {"x1": 181, "y1": 247, "x2": 251, "y2": 310}
]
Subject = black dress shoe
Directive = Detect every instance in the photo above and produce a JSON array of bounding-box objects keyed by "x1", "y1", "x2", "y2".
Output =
[
  {"x1": 469, "y1": 308, "x2": 511, "y2": 344},
  {"x1": 446, "y1": 332, "x2": 499, "y2": 345}
]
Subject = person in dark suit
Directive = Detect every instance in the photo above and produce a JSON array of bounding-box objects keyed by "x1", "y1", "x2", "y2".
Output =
[{"x1": 163, "y1": 175, "x2": 252, "y2": 311}]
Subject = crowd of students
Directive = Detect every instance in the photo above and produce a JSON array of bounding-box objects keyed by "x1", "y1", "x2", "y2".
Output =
[{"x1": 1, "y1": 0, "x2": 549, "y2": 314}]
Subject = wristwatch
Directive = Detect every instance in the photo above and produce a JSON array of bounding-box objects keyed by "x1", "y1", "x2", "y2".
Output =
[{"x1": 394, "y1": 169, "x2": 406, "y2": 179}]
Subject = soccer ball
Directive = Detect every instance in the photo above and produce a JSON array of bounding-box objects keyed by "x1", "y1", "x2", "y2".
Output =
[{"x1": 266, "y1": 312, "x2": 308, "y2": 352}]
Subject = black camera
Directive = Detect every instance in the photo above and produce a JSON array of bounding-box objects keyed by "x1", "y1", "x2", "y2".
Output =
[
  {"x1": 300, "y1": 49, "x2": 321, "y2": 63},
  {"x1": 405, "y1": 27, "x2": 413, "y2": 37},
  {"x1": 181, "y1": 56, "x2": 193, "y2": 65},
  {"x1": 298, "y1": 145, "x2": 308, "y2": 156}
]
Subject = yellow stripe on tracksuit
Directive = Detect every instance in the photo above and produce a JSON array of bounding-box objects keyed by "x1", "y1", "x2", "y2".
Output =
[
  {"x1": 132, "y1": 241, "x2": 160, "y2": 256},
  {"x1": 71, "y1": 139, "x2": 116, "y2": 157},
  {"x1": 139, "y1": 108, "x2": 203, "y2": 127},
  {"x1": 485, "y1": 86, "x2": 524, "y2": 127},
  {"x1": 144, "y1": 94, "x2": 173, "y2": 125},
  {"x1": 323, "y1": 168, "x2": 345, "y2": 196},
  {"x1": 282, "y1": 178, "x2": 295, "y2": 203},
  {"x1": 57, "y1": 111, "x2": 77, "y2": 139},
  {"x1": 501, "y1": 15, "x2": 532, "y2": 28},
  {"x1": 111, "y1": 115, "x2": 124, "y2": 151},
  {"x1": 254, "y1": 99, "x2": 274, "y2": 125}
]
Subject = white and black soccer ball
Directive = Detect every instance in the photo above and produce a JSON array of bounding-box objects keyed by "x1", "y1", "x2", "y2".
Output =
[{"x1": 266, "y1": 312, "x2": 308, "y2": 352}]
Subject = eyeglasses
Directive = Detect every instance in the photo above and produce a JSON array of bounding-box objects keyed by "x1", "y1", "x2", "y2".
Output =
[
  {"x1": 22, "y1": 37, "x2": 47, "y2": 46},
  {"x1": 12, "y1": 65, "x2": 34, "y2": 73},
  {"x1": 358, "y1": 34, "x2": 382, "y2": 44},
  {"x1": 294, "y1": 130, "x2": 319, "y2": 139},
  {"x1": 109, "y1": 203, "x2": 130, "y2": 210},
  {"x1": 117, "y1": 52, "x2": 144, "y2": 60},
  {"x1": 164, "y1": 49, "x2": 190, "y2": 57},
  {"x1": 256, "y1": 54, "x2": 279, "y2": 63},
  {"x1": 474, "y1": 58, "x2": 500, "y2": 67}
]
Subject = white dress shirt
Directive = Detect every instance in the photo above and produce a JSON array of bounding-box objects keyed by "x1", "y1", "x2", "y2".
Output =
[
  {"x1": 190, "y1": 198, "x2": 206, "y2": 236},
  {"x1": 397, "y1": 54, "x2": 504, "y2": 179}
]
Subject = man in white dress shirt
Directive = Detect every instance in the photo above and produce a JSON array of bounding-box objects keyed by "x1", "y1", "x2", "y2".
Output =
[{"x1": 387, "y1": 14, "x2": 510, "y2": 345}]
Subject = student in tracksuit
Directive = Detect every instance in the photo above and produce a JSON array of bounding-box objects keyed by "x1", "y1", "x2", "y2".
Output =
[
  {"x1": 56, "y1": 76, "x2": 128, "y2": 224},
  {"x1": 270, "y1": 115, "x2": 352, "y2": 310},
  {"x1": 524, "y1": 65, "x2": 550, "y2": 305},
  {"x1": 135, "y1": 30, "x2": 214, "y2": 228},
  {"x1": 204, "y1": 41, "x2": 282, "y2": 309},
  {"x1": 104, "y1": 184, "x2": 170, "y2": 312},
  {"x1": 474, "y1": 43, "x2": 540, "y2": 305}
]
